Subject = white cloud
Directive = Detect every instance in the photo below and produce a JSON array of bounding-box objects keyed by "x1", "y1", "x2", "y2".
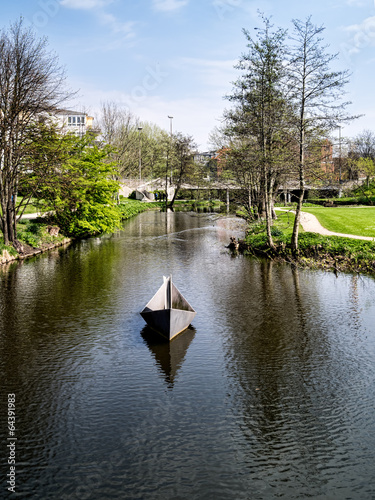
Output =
[
  {"x1": 60, "y1": 0, "x2": 112, "y2": 9},
  {"x1": 345, "y1": 16, "x2": 375, "y2": 34},
  {"x1": 342, "y1": 16, "x2": 375, "y2": 57},
  {"x1": 152, "y1": 0, "x2": 189, "y2": 12},
  {"x1": 100, "y1": 13, "x2": 135, "y2": 36},
  {"x1": 60, "y1": 0, "x2": 136, "y2": 40}
]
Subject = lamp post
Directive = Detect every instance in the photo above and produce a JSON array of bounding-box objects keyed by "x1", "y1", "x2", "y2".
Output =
[
  {"x1": 338, "y1": 125, "x2": 343, "y2": 198},
  {"x1": 168, "y1": 115, "x2": 173, "y2": 183},
  {"x1": 138, "y1": 126, "x2": 143, "y2": 185},
  {"x1": 339, "y1": 125, "x2": 342, "y2": 184}
]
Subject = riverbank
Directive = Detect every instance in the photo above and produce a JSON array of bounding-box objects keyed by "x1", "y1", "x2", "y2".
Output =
[
  {"x1": 234, "y1": 235, "x2": 375, "y2": 275},
  {"x1": 0, "y1": 199, "x2": 154, "y2": 266},
  {"x1": 0, "y1": 234, "x2": 72, "y2": 265},
  {"x1": 0, "y1": 199, "x2": 228, "y2": 266},
  {"x1": 234, "y1": 208, "x2": 375, "y2": 276}
]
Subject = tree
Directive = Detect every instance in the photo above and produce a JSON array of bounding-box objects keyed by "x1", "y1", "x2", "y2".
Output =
[
  {"x1": 225, "y1": 16, "x2": 291, "y2": 248},
  {"x1": 346, "y1": 130, "x2": 375, "y2": 198},
  {"x1": 224, "y1": 140, "x2": 264, "y2": 219},
  {"x1": 352, "y1": 129, "x2": 375, "y2": 160},
  {"x1": 169, "y1": 133, "x2": 197, "y2": 208},
  {"x1": 137, "y1": 123, "x2": 170, "y2": 182},
  {"x1": 0, "y1": 18, "x2": 73, "y2": 248},
  {"x1": 99, "y1": 101, "x2": 140, "y2": 180},
  {"x1": 37, "y1": 134, "x2": 121, "y2": 237},
  {"x1": 288, "y1": 17, "x2": 355, "y2": 252},
  {"x1": 18, "y1": 120, "x2": 71, "y2": 211},
  {"x1": 98, "y1": 102, "x2": 170, "y2": 187}
]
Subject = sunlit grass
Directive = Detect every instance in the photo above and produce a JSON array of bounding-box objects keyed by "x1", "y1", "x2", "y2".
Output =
[{"x1": 301, "y1": 206, "x2": 375, "y2": 237}]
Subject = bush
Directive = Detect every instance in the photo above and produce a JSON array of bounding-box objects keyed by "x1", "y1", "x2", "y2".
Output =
[
  {"x1": 117, "y1": 200, "x2": 150, "y2": 220},
  {"x1": 0, "y1": 242, "x2": 18, "y2": 256},
  {"x1": 17, "y1": 221, "x2": 42, "y2": 247},
  {"x1": 271, "y1": 227, "x2": 283, "y2": 237}
]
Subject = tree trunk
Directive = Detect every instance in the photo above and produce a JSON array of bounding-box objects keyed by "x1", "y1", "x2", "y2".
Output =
[
  {"x1": 247, "y1": 188, "x2": 252, "y2": 218},
  {"x1": 169, "y1": 184, "x2": 180, "y2": 208},
  {"x1": 291, "y1": 188, "x2": 304, "y2": 253},
  {"x1": 291, "y1": 119, "x2": 305, "y2": 254},
  {"x1": 263, "y1": 164, "x2": 274, "y2": 250}
]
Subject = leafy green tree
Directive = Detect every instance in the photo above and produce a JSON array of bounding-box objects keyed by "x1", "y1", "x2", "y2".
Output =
[
  {"x1": 38, "y1": 134, "x2": 121, "y2": 237},
  {"x1": 169, "y1": 133, "x2": 197, "y2": 207}
]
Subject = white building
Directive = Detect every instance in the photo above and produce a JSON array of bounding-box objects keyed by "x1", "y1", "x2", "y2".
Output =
[{"x1": 53, "y1": 109, "x2": 95, "y2": 136}]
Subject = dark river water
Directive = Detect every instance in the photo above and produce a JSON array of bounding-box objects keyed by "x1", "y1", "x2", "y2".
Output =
[{"x1": 1, "y1": 211, "x2": 375, "y2": 499}]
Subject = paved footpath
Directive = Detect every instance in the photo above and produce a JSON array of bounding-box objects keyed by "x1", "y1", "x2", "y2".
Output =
[
  {"x1": 275, "y1": 208, "x2": 375, "y2": 242},
  {"x1": 20, "y1": 213, "x2": 43, "y2": 220}
]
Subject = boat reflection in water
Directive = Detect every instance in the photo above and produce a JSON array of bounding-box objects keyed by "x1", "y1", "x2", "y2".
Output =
[{"x1": 140, "y1": 326, "x2": 196, "y2": 387}]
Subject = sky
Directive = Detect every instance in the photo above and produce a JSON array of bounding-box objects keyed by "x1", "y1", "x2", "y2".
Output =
[{"x1": 2, "y1": 0, "x2": 375, "y2": 150}]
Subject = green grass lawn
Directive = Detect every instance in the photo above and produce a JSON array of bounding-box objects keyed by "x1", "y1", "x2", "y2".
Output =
[
  {"x1": 301, "y1": 206, "x2": 375, "y2": 237},
  {"x1": 0, "y1": 199, "x2": 40, "y2": 217},
  {"x1": 274, "y1": 210, "x2": 298, "y2": 236},
  {"x1": 18, "y1": 202, "x2": 41, "y2": 215}
]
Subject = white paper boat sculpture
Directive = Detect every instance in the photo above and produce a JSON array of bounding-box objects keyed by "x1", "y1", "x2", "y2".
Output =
[{"x1": 140, "y1": 276, "x2": 196, "y2": 341}]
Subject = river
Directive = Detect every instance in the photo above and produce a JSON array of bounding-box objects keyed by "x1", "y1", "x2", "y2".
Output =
[{"x1": 1, "y1": 211, "x2": 375, "y2": 499}]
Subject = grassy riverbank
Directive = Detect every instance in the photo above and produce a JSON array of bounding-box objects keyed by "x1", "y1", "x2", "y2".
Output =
[
  {"x1": 0, "y1": 220, "x2": 70, "y2": 265},
  {"x1": 240, "y1": 209, "x2": 375, "y2": 275},
  {"x1": 1, "y1": 199, "x2": 153, "y2": 264},
  {"x1": 5, "y1": 199, "x2": 375, "y2": 276}
]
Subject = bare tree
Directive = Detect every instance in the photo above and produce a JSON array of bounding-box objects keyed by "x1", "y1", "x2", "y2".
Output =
[
  {"x1": 99, "y1": 102, "x2": 169, "y2": 185},
  {"x1": 0, "y1": 18, "x2": 74, "y2": 248},
  {"x1": 352, "y1": 129, "x2": 375, "y2": 160},
  {"x1": 99, "y1": 101, "x2": 139, "y2": 178},
  {"x1": 347, "y1": 129, "x2": 375, "y2": 192}
]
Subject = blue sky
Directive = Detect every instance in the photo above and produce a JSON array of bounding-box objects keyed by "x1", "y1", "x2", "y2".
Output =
[{"x1": 2, "y1": 0, "x2": 375, "y2": 149}]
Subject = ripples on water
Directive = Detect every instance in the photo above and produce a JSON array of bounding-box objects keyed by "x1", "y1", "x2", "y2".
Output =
[{"x1": 1, "y1": 212, "x2": 375, "y2": 499}]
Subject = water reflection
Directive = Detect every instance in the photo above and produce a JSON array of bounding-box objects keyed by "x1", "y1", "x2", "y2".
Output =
[
  {"x1": 1, "y1": 212, "x2": 375, "y2": 499},
  {"x1": 219, "y1": 259, "x2": 375, "y2": 496},
  {"x1": 140, "y1": 326, "x2": 195, "y2": 388}
]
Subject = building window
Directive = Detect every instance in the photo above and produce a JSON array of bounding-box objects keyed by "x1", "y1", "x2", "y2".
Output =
[{"x1": 67, "y1": 114, "x2": 85, "y2": 126}]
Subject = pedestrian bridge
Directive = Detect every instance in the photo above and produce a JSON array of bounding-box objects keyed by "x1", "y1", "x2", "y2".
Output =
[{"x1": 119, "y1": 177, "x2": 241, "y2": 198}]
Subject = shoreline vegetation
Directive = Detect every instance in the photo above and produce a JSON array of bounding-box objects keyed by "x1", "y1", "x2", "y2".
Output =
[
  {"x1": 231, "y1": 206, "x2": 375, "y2": 276},
  {"x1": 2, "y1": 198, "x2": 375, "y2": 278},
  {"x1": 0, "y1": 199, "x2": 153, "y2": 266},
  {"x1": 0, "y1": 199, "x2": 224, "y2": 266}
]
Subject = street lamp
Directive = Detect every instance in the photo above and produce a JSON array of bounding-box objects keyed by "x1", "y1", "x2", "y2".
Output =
[
  {"x1": 338, "y1": 125, "x2": 342, "y2": 184},
  {"x1": 168, "y1": 115, "x2": 173, "y2": 136},
  {"x1": 168, "y1": 116, "x2": 173, "y2": 182},
  {"x1": 138, "y1": 126, "x2": 143, "y2": 184}
]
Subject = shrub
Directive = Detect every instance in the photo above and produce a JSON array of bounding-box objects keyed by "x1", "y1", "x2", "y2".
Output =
[{"x1": 17, "y1": 221, "x2": 42, "y2": 247}]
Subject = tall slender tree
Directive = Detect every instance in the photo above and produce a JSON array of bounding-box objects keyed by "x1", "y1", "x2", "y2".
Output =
[
  {"x1": 225, "y1": 16, "x2": 290, "y2": 248},
  {"x1": 288, "y1": 17, "x2": 355, "y2": 252}
]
